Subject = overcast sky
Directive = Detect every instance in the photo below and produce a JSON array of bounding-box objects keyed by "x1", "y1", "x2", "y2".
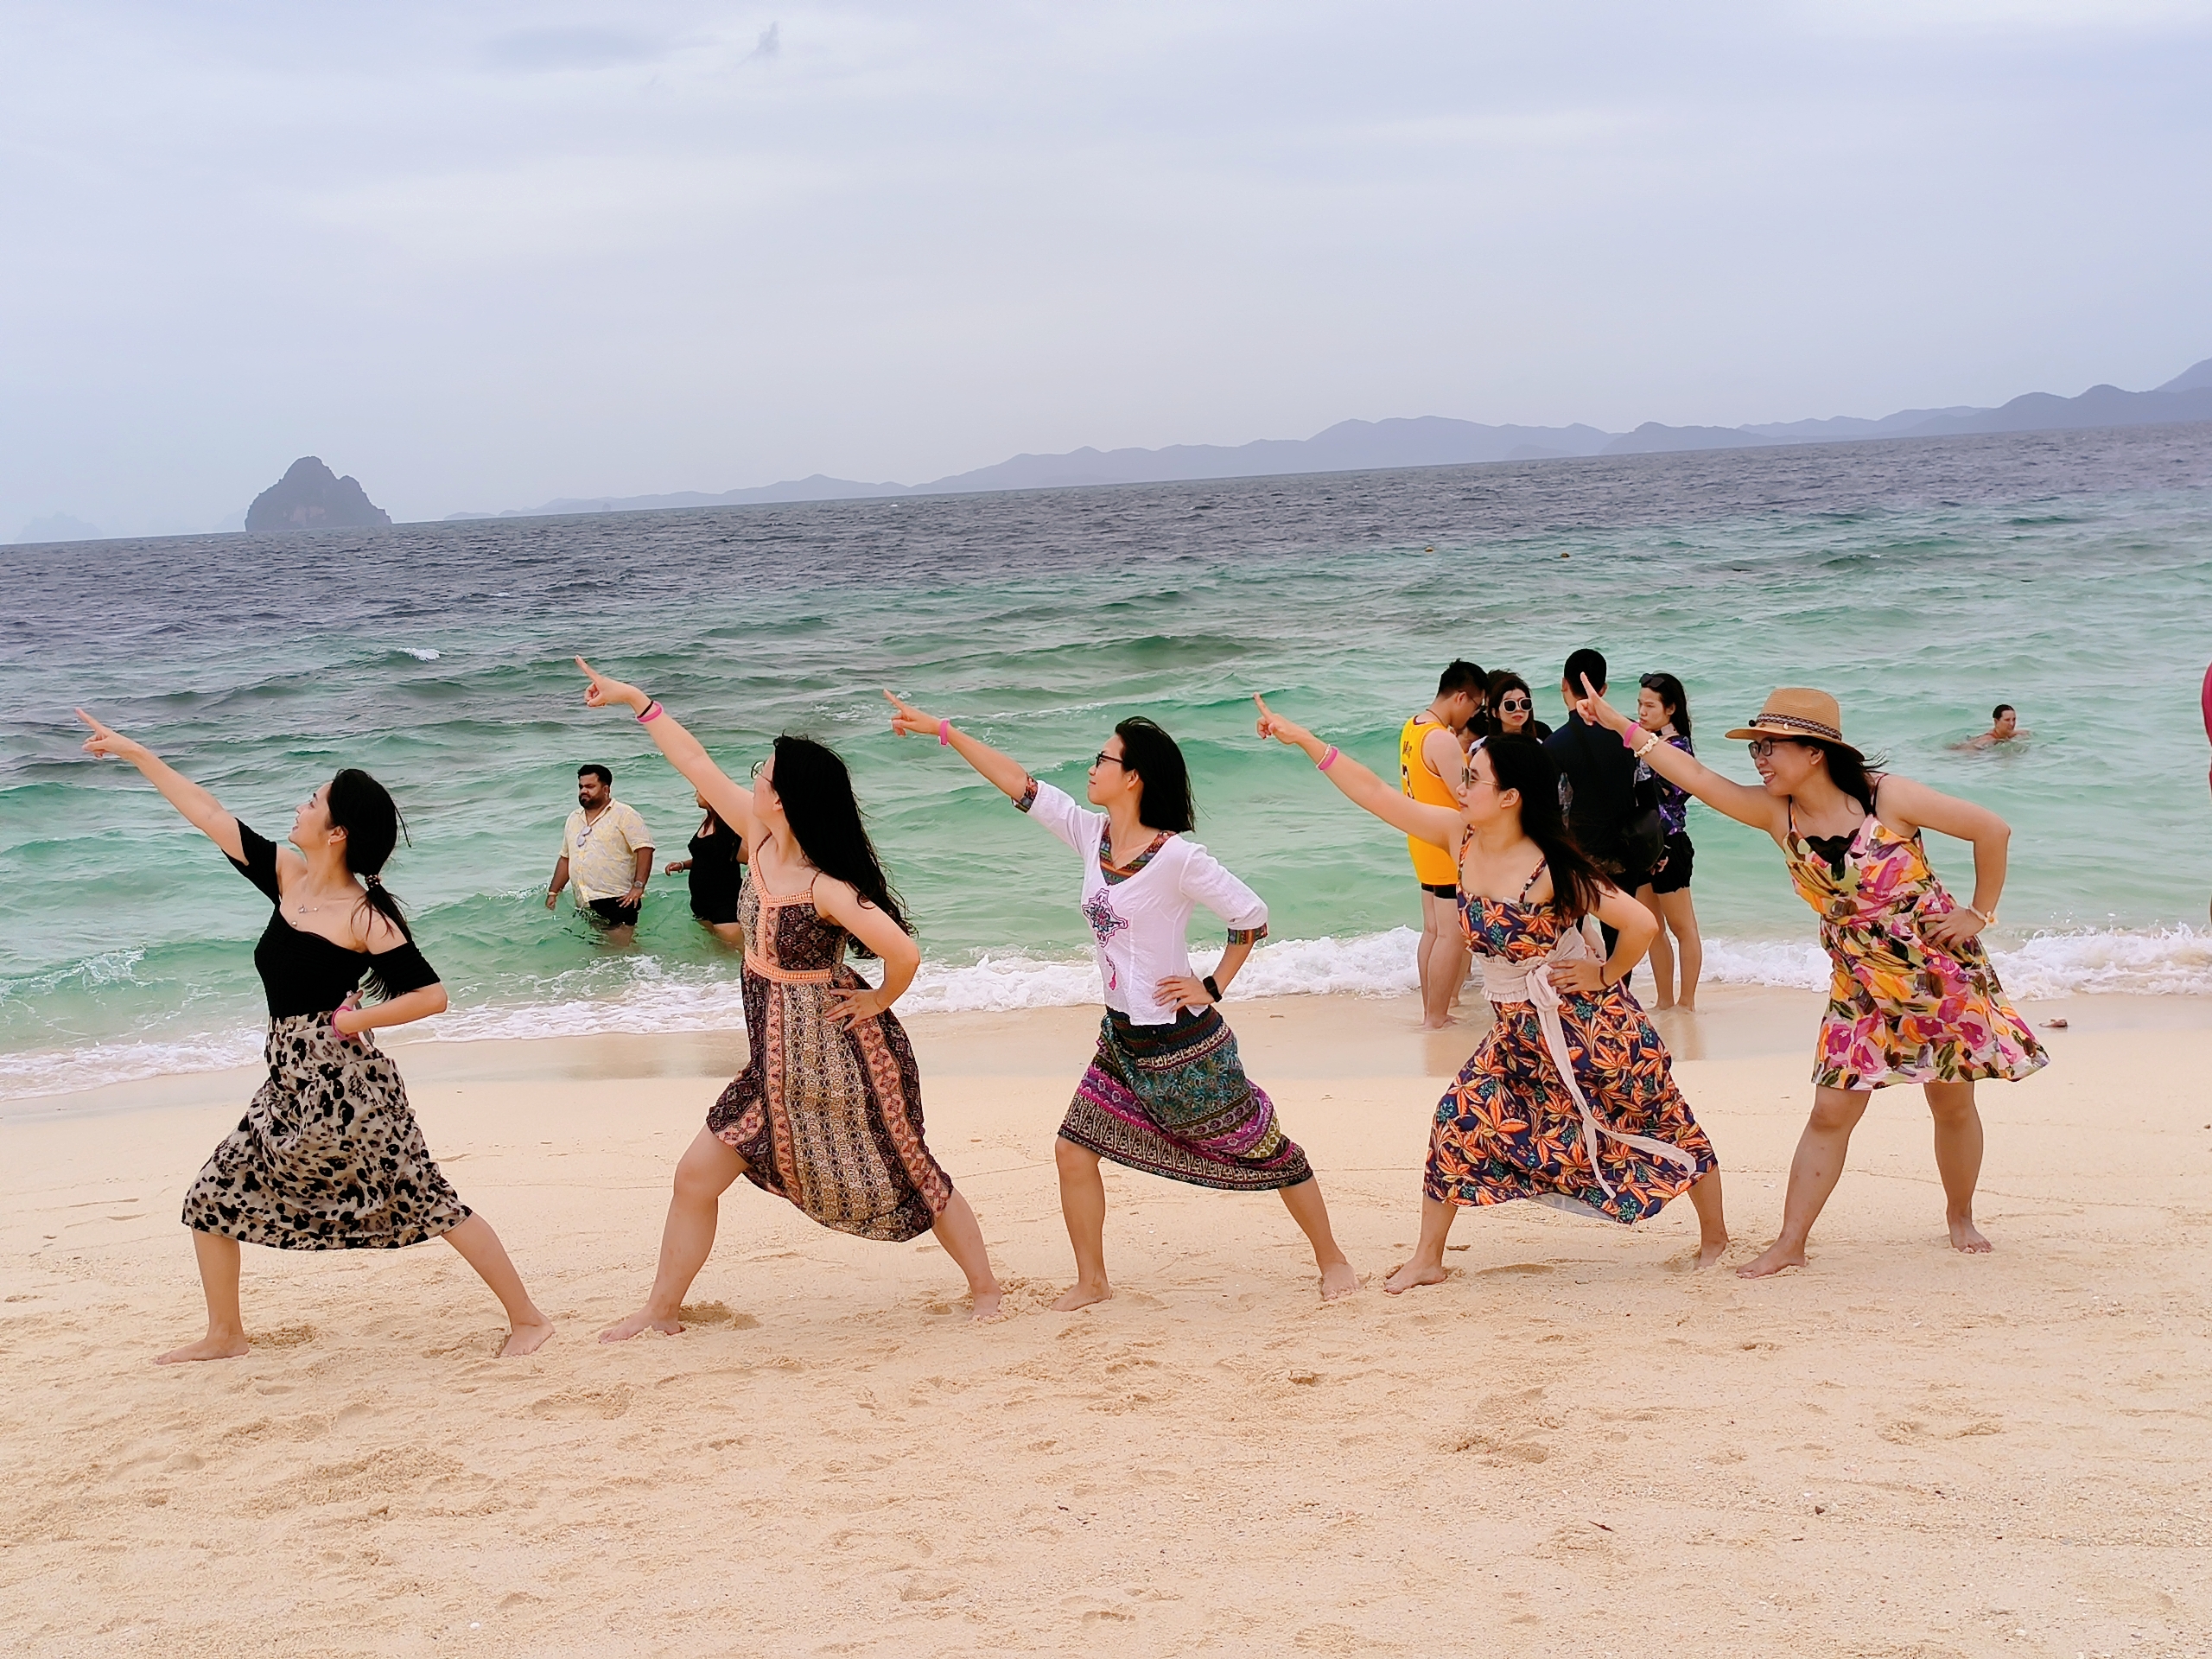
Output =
[{"x1": 4, "y1": 1, "x2": 2209, "y2": 534}]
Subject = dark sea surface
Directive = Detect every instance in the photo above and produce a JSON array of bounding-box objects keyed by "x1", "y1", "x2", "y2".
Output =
[{"x1": 6, "y1": 423, "x2": 2210, "y2": 1098}]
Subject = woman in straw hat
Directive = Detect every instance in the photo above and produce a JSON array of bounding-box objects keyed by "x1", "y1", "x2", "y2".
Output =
[{"x1": 1571, "y1": 680, "x2": 2045, "y2": 1278}]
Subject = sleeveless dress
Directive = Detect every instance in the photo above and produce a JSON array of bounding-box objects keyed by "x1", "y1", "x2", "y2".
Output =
[
  {"x1": 1427, "y1": 861, "x2": 1714, "y2": 1224},
  {"x1": 705, "y1": 879, "x2": 953, "y2": 1243},
  {"x1": 1785, "y1": 789, "x2": 2047, "y2": 1091},
  {"x1": 182, "y1": 824, "x2": 470, "y2": 1249}
]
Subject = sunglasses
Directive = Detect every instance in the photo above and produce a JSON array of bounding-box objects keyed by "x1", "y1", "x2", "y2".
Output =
[
  {"x1": 1498, "y1": 697, "x2": 1531, "y2": 712},
  {"x1": 1745, "y1": 738, "x2": 1801, "y2": 760},
  {"x1": 1091, "y1": 752, "x2": 1126, "y2": 770}
]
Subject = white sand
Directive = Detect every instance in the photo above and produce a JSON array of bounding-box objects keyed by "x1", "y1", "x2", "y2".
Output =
[{"x1": 3, "y1": 989, "x2": 2208, "y2": 1656}]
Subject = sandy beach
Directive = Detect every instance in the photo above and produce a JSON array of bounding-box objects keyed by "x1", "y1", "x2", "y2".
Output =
[{"x1": 4, "y1": 987, "x2": 2209, "y2": 1657}]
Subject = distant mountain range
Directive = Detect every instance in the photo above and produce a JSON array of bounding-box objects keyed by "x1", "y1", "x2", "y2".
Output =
[{"x1": 443, "y1": 356, "x2": 2212, "y2": 524}]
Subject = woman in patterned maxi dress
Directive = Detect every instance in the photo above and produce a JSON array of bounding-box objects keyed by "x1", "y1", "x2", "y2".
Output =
[
  {"x1": 74, "y1": 711, "x2": 553, "y2": 1362},
  {"x1": 1255, "y1": 702, "x2": 1728, "y2": 1287},
  {"x1": 574, "y1": 661, "x2": 1004, "y2": 1334},
  {"x1": 1573, "y1": 682, "x2": 2045, "y2": 1278}
]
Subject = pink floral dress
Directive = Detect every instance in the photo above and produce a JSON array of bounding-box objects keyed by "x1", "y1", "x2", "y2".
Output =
[{"x1": 1784, "y1": 785, "x2": 2047, "y2": 1091}]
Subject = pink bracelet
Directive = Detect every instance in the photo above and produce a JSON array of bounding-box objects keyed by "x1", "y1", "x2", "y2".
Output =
[
  {"x1": 638, "y1": 700, "x2": 664, "y2": 723},
  {"x1": 1317, "y1": 745, "x2": 1340, "y2": 772},
  {"x1": 330, "y1": 1008, "x2": 352, "y2": 1040},
  {"x1": 938, "y1": 718, "x2": 951, "y2": 747},
  {"x1": 1620, "y1": 721, "x2": 1644, "y2": 749}
]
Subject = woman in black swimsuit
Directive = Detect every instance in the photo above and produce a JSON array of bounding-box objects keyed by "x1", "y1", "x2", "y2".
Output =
[
  {"x1": 76, "y1": 710, "x2": 553, "y2": 1363},
  {"x1": 664, "y1": 790, "x2": 747, "y2": 946}
]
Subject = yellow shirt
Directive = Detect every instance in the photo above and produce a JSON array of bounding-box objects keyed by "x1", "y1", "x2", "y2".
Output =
[
  {"x1": 1398, "y1": 715, "x2": 1462, "y2": 887},
  {"x1": 562, "y1": 800, "x2": 652, "y2": 903}
]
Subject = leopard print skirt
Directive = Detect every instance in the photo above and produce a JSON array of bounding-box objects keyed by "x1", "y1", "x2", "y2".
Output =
[{"x1": 181, "y1": 1013, "x2": 472, "y2": 1250}]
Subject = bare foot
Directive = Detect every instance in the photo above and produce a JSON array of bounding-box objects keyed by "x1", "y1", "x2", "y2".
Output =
[
  {"x1": 1420, "y1": 1017, "x2": 1458, "y2": 1031},
  {"x1": 1695, "y1": 1235, "x2": 1730, "y2": 1268},
  {"x1": 598, "y1": 1306, "x2": 685, "y2": 1343},
  {"x1": 1948, "y1": 1215, "x2": 1993, "y2": 1254},
  {"x1": 155, "y1": 1332, "x2": 251, "y2": 1365},
  {"x1": 969, "y1": 1287, "x2": 1005, "y2": 1322},
  {"x1": 1655, "y1": 999, "x2": 1676, "y2": 1011},
  {"x1": 1735, "y1": 1240, "x2": 1806, "y2": 1279},
  {"x1": 1052, "y1": 1280, "x2": 1112, "y2": 1313},
  {"x1": 1382, "y1": 1259, "x2": 1446, "y2": 1295},
  {"x1": 1319, "y1": 1261, "x2": 1360, "y2": 1300},
  {"x1": 500, "y1": 1318, "x2": 555, "y2": 1357},
  {"x1": 1678, "y1": 1001, "x2": 1697, "y2": 1012}
]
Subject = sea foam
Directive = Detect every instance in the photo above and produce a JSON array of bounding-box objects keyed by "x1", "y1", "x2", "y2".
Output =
[{"x1": 6, "y1": 925, "x2": 2204, "y2": 1105}]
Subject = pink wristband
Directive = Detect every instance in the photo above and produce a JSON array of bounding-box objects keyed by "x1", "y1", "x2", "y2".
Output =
[
  {"x1": 1317, "y1": 745, "x2": 1340, "y2": 772},
  {"x1": 938, "y1": 718, "x2": 951, "y2": 747},
  {"x1": 638, "y1": 700, "x2": 664, "y2": 723},
  {"x1": 1620, "y1": 721, "x2": 1644, "y2": 749}
]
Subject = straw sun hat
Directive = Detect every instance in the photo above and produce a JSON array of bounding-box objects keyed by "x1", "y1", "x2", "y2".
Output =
[{"x1": 1724, "y1": 687, "x2": 1864, "y2": 761}]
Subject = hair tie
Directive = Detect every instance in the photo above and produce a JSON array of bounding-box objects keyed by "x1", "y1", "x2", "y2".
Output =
[{"x1": 365, "y1": 874, "x2": 384, "y2": 888}]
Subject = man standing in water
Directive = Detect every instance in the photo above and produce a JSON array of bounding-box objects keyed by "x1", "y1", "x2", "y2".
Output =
[
  {"x1": 546, "y1": 764, "x2": 653, "y2": 941},
  {"x1": 1401, "y1": 660, "x2": 1486, "y2": 1027},
  {"x1": 1956, "y1": 703, "x2": 2031, "y2": 750},
  {"x1": 1548, "y1": 647, "x2": 1649, "y2": 960}
]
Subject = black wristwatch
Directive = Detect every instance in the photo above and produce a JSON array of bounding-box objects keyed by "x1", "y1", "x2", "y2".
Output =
[{"x1": 1202, "y1": 975, "x2": 1222, "y2": 1003}]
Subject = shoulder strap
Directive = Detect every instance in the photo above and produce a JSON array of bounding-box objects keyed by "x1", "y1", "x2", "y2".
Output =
[{"x1": 1519, "y1": 858, "x2": 1548, "y2": 901}]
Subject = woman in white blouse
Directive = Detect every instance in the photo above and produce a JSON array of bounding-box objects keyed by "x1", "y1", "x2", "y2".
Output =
[{"x1": 886, "y1": 691, "x2": 1358, "y2": 1310}]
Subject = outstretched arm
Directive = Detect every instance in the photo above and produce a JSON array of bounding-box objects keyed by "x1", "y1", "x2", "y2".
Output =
[
  {"x1": 573, "y1": 658, "x2": 762, "y2": 848},
  {"x1": 76, "y1": 709, "x2": 248, "y2": 863},
  {"x1": 1571, "y1": 676, "x2": 1784, "y2": 836},
  {"x1": 1252, "y1": 696, "x2": 1460, "y2": 849},
  {"x1": 1869, "y1": 772, "x2": 2011, "y2": 950},
  {"x1": 883, "y1": 690, "x2": 1034, "y2": 800}
]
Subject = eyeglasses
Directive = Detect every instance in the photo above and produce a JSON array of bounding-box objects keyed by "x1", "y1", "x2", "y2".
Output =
[
  {"x1": 1498, "y1": 697, "x2": 1531, "y2": 712},
  {"x1": 1090, "y1": 752, "x2": 1126, "y2": 770},
  {"x1": 749, "y1": 759, "x2": 769, "y2": 780},
  {"x1": 1745, "y1": 738, "x2": 1796, "y2": 760}
]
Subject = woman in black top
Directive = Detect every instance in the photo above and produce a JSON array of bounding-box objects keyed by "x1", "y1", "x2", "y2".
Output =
[
  {"x1": 75, "y1": 710, "x2": 552, "y2": 1363},
  {"x1": 664, "y1": 789, "x2": 747, "y2": 946},
  {"x1": 1484, "y1": 671, "x2": 1553, "y2": 743}
]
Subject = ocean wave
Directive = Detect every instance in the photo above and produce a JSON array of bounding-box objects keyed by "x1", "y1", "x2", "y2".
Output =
[
  {"x1": 5, "y1": 925, "x2": 2205, "y2": 1103},
  {"x1": 400, "y1": 647, "x2": 442, "y2": 661}
]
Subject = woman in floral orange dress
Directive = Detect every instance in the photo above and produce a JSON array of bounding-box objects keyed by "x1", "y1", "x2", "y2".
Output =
[
  {"x1": 1573, "y1": 682, "x2": 2045, "y2": 1278},
  {"x1": 1255, "y1": 702, "x2": 1727, "y2": 1287}
]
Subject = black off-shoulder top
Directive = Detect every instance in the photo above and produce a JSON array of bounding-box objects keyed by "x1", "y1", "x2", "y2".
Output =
[{"x1": 227, "y1": 823, "x2": 440, "y2": 1019}]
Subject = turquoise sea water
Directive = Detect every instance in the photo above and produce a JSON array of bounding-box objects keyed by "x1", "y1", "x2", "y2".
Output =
[{"x1": 5, "y1": 424, "x2": 2210, "y2": 1098}]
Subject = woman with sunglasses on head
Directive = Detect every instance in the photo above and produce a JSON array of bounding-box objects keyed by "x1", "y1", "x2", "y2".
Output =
[
  {"x1": 1631, "y1": 673, "x2": 1702, "y2": 1011},
  {"x1": 73, "y1": 710, "x2": 553, "y2": 1363},
  {"x1": 1484, "y1": 671, "x2": 1551, "y2": 742},
  {"x1": 884, "y1": 690, "x2": 1358, "y2": 1309},
  {"x1": 1571, "y1": 679, "x2": 2045, "y2": 1277},
  {"x1": 1253, "y1": 699, "x2": 1726, "y2": 1281},
  {"x1": 574, "y1": 661, "x2": 1003, "y2": 1332}
]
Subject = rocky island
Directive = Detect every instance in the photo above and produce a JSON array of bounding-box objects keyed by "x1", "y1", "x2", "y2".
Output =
[{"x1": 244, "y1": 457, "x2": 391, "y2": 532}]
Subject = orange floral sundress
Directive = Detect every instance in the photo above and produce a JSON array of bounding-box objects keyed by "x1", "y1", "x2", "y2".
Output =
[
  {"x1": 1784, "y1": 791, "x2": 2047, "y2": 1092},
  {"x1": 1428, "y1": 874, "x2": 1715, "y2": 1224}
]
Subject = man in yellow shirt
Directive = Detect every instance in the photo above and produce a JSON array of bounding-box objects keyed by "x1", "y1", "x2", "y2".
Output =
[
  {"x1": 546, "y1": 764, "x2": 654, "y2": 942},
  {"x1": 1400, "y1": 660, "x2": 1485, "y2": 1027}
]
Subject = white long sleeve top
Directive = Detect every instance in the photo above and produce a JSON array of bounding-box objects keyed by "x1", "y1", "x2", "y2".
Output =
[{"x1": 1017, "y1": 779, "x2": 1268, "y2": 1027}]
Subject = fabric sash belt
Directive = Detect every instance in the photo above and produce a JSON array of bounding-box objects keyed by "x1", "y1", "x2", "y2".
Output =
[
  {"x1": 1480, "y1": 919, "x2": 1700, "y2": 1199},
  {"x1": 745, "y1": 953, "x2": 838, "y2": 985}
]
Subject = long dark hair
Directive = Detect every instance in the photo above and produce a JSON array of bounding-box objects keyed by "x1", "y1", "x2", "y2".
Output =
[
  {"x1": 1638, "y1": 672, "x2": 1692, "y2": 742},
  {"x1": 326, "y1": 768, "x2": 419, "y2": 999},
  {"x1": 1483, "y1": 671, "x2": 1536, "y2": 739},
  {"x1": 771, "y1": 734, "x2": 909, "y2": 954},
  {"x1": 1115, "y1": 716, "x2": 1195, "y2": 834},
  {"x1": 1802, "y1": 740, "x2": 1884, "y2": 817},
  {"x1": 1480, "y1": 735, "x2": 1608, "y2": 921}
]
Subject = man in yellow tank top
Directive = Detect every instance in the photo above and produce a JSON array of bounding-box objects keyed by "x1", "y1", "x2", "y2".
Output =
[{"x1": 1401, "y1": 660, "x2": 1486, "y2": 1027}]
